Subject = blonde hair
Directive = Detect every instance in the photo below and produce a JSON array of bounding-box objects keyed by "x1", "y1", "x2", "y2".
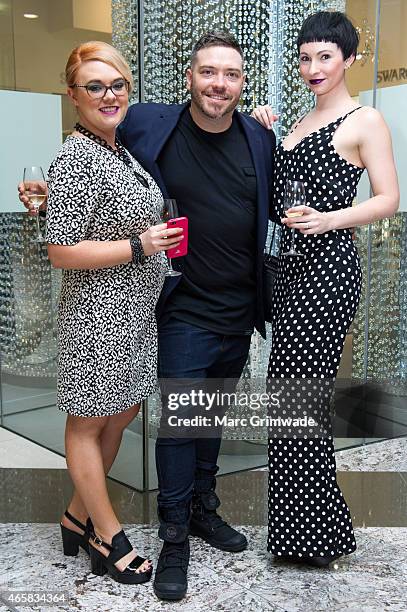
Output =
[{"x1": 65, "y1": 41, "x2": 133, "y2": 93}]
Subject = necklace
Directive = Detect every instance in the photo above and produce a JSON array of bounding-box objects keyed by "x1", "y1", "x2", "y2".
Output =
[{"x1": 74, "y1": 122, "x2": 150, "y2": 189}]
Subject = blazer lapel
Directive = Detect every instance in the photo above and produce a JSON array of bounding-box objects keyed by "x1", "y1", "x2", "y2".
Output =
[
  {"x1": 236, "y1": 113, "x2": 269, "y2": 249},
  {"x1": 145, "y1": 103, "x2": 189, "y2": 196},
  {"x1": 148, "y1": 102, "x2": 189, "y2": 162}
]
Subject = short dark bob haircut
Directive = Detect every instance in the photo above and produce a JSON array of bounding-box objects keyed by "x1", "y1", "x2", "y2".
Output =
[
  {"x1": 190, "y1": 31, "x2": 244, "y2": 67},
  {"x1": 297, "y1": 11, "x2": 359, "y2": 60}
]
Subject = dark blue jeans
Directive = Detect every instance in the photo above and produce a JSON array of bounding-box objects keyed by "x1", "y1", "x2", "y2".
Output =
[{"x1": 156, "y1": 317, "x2": 251, "y2": 525}]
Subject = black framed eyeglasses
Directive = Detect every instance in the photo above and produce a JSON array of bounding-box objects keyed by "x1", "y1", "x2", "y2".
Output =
[{"x1": 72, "y1": 79, "x2": 130, "y2": 99}]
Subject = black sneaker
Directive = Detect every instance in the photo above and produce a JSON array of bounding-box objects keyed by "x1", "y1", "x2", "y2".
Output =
[
  {"x1": 153, "y1": 539, "x2": 190, "y2": 601},
  {"x1": 190, "y1": 491, "x2": 247, "y2": 552}
]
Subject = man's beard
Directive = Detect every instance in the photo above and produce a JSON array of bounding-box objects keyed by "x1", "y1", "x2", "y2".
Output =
[{"x1": 190, "y1": 84, "x2": 240, "y2": 119}]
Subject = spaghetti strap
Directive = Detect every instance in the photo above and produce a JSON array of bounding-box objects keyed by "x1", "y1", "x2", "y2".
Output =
[
  {"x1": 329, "y1": 106, "x2": 363, "y2": 139},
  {"x1": 290, "y1": 114, "x2": 306, "y2": 134},
  {"x1": 292, "y1": 106, "x2": 362, "y2": 137},
  {"x1": 333, "y1": 106, "x2": 363, "y2": 126}
]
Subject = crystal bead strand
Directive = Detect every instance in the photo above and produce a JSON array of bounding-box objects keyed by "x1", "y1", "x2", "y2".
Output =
[{"x1": 111, "y1": 0, "x2": 139, "y2": 102}]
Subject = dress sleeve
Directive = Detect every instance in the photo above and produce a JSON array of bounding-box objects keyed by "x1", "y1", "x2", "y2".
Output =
[{"x1": 45, "y1": 143, "x2": 101, "y2": 245}]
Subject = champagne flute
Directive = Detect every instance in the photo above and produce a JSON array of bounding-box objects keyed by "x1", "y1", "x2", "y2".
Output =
[
  {"x1": 282, "y1": 180, "x2": 306, "y2": 257},
  {"x1": 162, "y1": 198, "x2": 182, "y2": 277},
  {"x1": 23, "y1": 166, "x2": 47, "y2": 243}
]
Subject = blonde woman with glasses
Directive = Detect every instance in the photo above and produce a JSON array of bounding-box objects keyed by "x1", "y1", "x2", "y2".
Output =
[{"x1": 19, "y1": 41, "x2": 182, "y2": 585}]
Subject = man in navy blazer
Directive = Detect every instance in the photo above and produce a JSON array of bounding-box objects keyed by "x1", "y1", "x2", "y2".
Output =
[
  {"x1": 120, "y1": 31, "x2": 276, "y2": 601},
  {"x1": 120, "y1": 104, "x2": 274, "y2": 341}
]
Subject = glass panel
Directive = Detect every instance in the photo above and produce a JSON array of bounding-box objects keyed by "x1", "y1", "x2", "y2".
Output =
[
  {"x1": 346, "y1": 0, "x2": 407, "y2": 445},
  {"x1": 317, "y1": 0, "x2": 374, "y2": 450},
  {"x1": 0, "y1": 214, "x2": 59, "y2": 428},
  {"x1": 0, "y1": 212, "x2": 149, "y2": 489},
  {"x1": 0, "y1": 5, "x2": 157, "y2": 488},
  {"x1": 366, "y1": 0, "x2": 407, "y2": 429},
  {"x1": 5, "y1": 0, "x2": 404, "y2": 492}
]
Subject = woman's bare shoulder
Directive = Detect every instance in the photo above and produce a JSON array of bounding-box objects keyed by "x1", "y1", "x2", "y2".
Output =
[{"x1": 356, "y1": 105, "x2": 387, "y2": 128}]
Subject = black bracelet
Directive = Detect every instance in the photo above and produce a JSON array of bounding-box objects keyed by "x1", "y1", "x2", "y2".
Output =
[{"x1": 129, "y1": 235, "x2": 146, "y2": 265}]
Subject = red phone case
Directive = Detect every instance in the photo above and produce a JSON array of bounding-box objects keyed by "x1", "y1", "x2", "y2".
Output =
[{"x1": 166, "y1": 217, "x2": 188, "y2": 258}]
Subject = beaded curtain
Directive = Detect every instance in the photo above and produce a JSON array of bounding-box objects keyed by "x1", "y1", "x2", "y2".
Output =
[
  {"x1": 0, "y1": 215, "x2": 60, "y2": 382},
  {"x1": 141, "y1": 0, "x2": 270, "y2": 111},
  {"x1": 112, "y1": 0, "x2": 139, "y2": 101},
  {"x1": 110, "y1": 0, "x2": 347, "y2": 440},
  {"x1": 352, "y1": 217, "x2": 407, "y2": 395},
  {"x1": 113, "y1": 0, "x2": 345, "y2": 118}
]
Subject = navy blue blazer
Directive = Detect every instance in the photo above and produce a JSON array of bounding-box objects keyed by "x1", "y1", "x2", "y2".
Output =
[{"x1": 118, "y1": 102, "x2": 276, "y2": 339}]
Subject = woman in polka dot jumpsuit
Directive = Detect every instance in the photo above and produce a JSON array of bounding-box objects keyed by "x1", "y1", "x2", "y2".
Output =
[{"x1": 254, "y1": 11, "x2": 399, "y2": 567}]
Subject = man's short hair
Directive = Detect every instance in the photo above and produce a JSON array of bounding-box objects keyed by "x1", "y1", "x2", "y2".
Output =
[{"x1": 190, "y1": 31, "x2": 244, "y2": 67}]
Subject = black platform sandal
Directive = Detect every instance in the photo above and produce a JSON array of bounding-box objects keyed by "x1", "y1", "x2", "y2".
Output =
[
  {"x1": 60, "y1": 510, "x2": 93, "y2": 557},
  {"x1": 89, "y1": 529, "x2": 152, "y2": 585}
]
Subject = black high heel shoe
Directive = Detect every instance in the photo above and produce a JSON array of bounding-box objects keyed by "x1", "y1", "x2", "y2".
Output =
[
  {"x1": 60, "y1": 510, "x2": 93, "y2": 557},
  {"x1": 303, "y1": 555, "x2": 341, "y2": 567},
  {"x1": 276, "y1": 554, "x2": 340, "y2": 567},
  {"x1": 89, "y1": 529, "x2": 152, "y2": 585}
]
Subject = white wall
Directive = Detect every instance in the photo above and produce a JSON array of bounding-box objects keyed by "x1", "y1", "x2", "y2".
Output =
[
  {"x1": 13, "y1": 0, "x2": 111, "y2": 95},
  {"x1": 72, "y1": 0, "x2": 111, "y2": 33},
  {"x1": 358, "y1": 84, "x2": 407, "y2": 211},
  {"x1": 0, "y1": 90, "x2": 62, "y2": 212}
]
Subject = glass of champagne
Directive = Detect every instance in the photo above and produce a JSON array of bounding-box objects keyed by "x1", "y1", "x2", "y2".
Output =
[
  {"x1": 161, "y1": 198, "x2": 182, "y2": 277},
  {"x1": 282, "y1": 180, "x2": 306, "y2": 257},
  {"x1": 23, "y1": 166, "x2": 47, "y2": 243}
]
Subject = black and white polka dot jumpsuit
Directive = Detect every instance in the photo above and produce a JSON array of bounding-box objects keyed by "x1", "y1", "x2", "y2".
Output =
[{"x1": 267, "y1": 108, "x2": 364, "y2": 559}]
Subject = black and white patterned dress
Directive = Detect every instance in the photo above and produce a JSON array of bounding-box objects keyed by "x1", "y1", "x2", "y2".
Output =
[
  {"x1": 267, "y1": 108, "x2": 364, "y2": 559},
  {"x1": 46, "y1": 136, "x2": 166, "y2": 417}
]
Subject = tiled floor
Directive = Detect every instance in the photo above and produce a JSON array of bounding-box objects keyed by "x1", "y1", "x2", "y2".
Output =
[
  {"x1": 0, "y1": 428, "x2": 406, "y2": 611},
  {"x1": 0, "y1": 524, "x2": 406, "y2": 611},
  {"x1": 336, "y1": 436, "x2": 407, "y2": 471}
]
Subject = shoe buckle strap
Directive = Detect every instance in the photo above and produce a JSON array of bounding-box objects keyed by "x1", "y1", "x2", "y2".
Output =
[
  {"x1": 64, "y1": 509, "x2": 87, "y2": 532},
  {"x1": 90, "y1": 532, "x2": 113, "y2": 553}
]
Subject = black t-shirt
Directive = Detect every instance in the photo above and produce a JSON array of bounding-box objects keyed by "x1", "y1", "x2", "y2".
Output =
[{"x1": 157, "y1": 108, "x2": 257, "y2": 335}]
